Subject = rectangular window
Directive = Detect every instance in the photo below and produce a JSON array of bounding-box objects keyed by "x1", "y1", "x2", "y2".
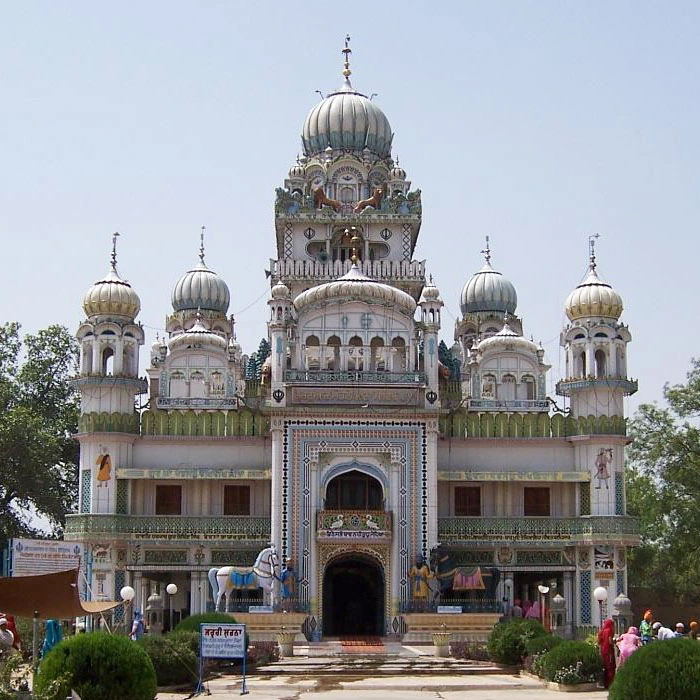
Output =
[
  {"x1": 524, "y1": 487, "x2": 550, "y2": 516},
  {"x1": 224, "y1": 485, "x2": 251, "y2": 515},
  {"x1": 155, "y1": 484, "x2": 182, "y2": 515},
  {"x1": 455, "y1": 486, "x2": 481, "y2": 516}
]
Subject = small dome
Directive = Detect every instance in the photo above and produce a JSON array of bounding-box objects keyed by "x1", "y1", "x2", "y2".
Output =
[
  {"x1": 420, "y1": 279, "x2": 442, "y2": 302},
  {"x1": 294, "y1": 264, "x2": 415, "y2": 316},
  {"x1": 390, "y1": 161, "x2": 406, "y2": 180},
  {"x1": 83, "y1": 265, "x2": 141, "y2": 321},
  {"x1": 289, "y1": 162, "x2": 304, "y2": 179},
  {"x1": 172, "y1": 261, "x2": 230, "y2": 314},
  {"x1": 477, "y1": 321, "x2": 538, "y2": 354},
  {"x1": 271, "y1": 281, "x2": 291, "y2": 299},
  {"x1": 169, "y1": 317, "x2": 227, "y2": 353},
  {"x1": 460, "y1": 260, "x2": 517, "y2": 316},
  {"x1": 565, "y1": 265, "x2": 623, "y2": 321}
]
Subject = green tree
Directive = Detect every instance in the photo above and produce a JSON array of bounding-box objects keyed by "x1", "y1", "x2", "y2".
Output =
[
  {"x1": 0, "y1": 323, "x2": 79, "y2": 549},
  {"x1": 627, "y1": 358, "x2": 700, "y2": 601}
]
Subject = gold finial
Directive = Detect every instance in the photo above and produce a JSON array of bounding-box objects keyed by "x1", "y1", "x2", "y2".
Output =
[
  {"x1": 111, "y1": 232, "x2": 120, "y2": 270},
  {"x1": 480, "y1": 235, "x2": 491, "y2": 264},
  {"x1": 199, "y1": 225, "x2": 206, "y2": 264},
  {"x1": 342, "y1": 35, "x2": 352, "y2": 79},
  {"x1": 588, "y1": 233, "x2": 600, "y2": 271},
  {"x1": 348, "y1": 226, "x2": 361, "y2": 263}
]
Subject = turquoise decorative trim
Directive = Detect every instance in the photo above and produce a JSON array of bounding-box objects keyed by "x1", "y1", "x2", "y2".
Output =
[
  {"x1": 615, "y1": 473, "x2": 624, "y2": 515},
  {"x1": 580, "y1": 483, "x2": 591, "y2": 516},
  {"x1": 116, "y1": 480, "x2": 128, "y2": 515},
  {"x1": 285, "y1": 370, "x2": 425, "y2": 384},
  {"x1": 114, "y1": 570, "x2": 125, "y2": 622},
  {"x1": 580, "y1": 570, "x2": 592, "y2": 624},
  {"x1": 437, "y1": 516, "x2": 639, "y2": 543},
  {"x1": 80, "y1": 471, "x2": 91, "y2": 513}
]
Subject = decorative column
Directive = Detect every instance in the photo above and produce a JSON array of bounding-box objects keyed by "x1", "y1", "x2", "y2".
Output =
[{"x1": 270, "y1": 419, "x2": 284, "y2": 554}]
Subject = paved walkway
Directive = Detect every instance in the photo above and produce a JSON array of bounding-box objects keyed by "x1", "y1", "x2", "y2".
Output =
[{"x1": 156, "y1": 643, "x2": 609, "y2": 700}]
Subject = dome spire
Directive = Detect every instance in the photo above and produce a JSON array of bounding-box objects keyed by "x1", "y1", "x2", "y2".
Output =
[
  {"x1": 341, "y1": 34, "x2": 353, "y2": 89},
  {"x1": 110, "y1": 231, "x2": 120, "y2": 271},
  {"x1": 480, "y1": 235, "x2": 492, "y2": 266},
  {"x1": 199, "y1": 225, "x2": 206, "y2": 265},
  {"x1": 588, "y1": 233, "x2": 600, "y2": 272}
]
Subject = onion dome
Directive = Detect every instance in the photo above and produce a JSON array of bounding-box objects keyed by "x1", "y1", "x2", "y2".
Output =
[
  {"x1": 565, "y1": 247, "x2": 623, "y2": 321},
  {"x1": 302, "y1": 39, "x2": 393, "y2": 158},
  {"x1": 294, "y1": 263, "x2": 416, "y2": 316},
  {"x1": 419, "y1": 277, "x2": 442, "y2": 303},
  {"x1": 477, "y1": 319, "x2": 538, "y2": 354},
  {"x1": 271, "y1": 281, "x2": 291, "y2": 299},
  {"x1": 460, "y1": 241, "x2": 517, "y2": 315},
  {"x1": 83, "y1": 233, "x2": 141, "y2": 321},
  {"x1": 289, "y1": 158, "x2": 305, "y2": 179},
  {"x1": 390, "y1": 158, "x2": 406, "y2": 180},
  {"x1": 169, "y1": 315, "x2": 227, "y2": 353},
  {"x1": 171, "y1": 229, "x2": 230, "y2": 314}
]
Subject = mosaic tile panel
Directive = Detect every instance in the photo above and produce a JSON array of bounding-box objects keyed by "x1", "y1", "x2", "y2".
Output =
[
  {"x1": 80, "y1": 470, "x2": 91, "y2": 513},
  {"x1": 615, "y1": 473, "x2": 624, "y2": 515},
  {"x1": 116, "y1": 479, "x2": 128, "y2": 515},
  {"x1": 616, "y1": 570, "x2": 624, "y2": 596},
  {"x1": 579, "y1": 482, "x2": 591, "y2": 516},
  {"x1": 580, "y1": 570, "x2": 592, "y2": 625},
  {"x1": 114, "y1": 570, "x2": 125, "y2": 622}
]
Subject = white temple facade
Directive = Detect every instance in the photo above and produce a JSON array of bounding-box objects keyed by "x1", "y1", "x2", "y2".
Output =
[{"x1": 66, "y1": 42, "x2": 639, "y2": 637}]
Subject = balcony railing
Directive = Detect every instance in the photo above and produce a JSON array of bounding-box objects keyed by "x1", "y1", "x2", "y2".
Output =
[
  {"x1": 556, "y1": 377, "x2": 638, "y2": 396},
  {"x1": 316, "y1": 509, "x2": 392, "y2": 541},
  {"x1": 438, "y1": 516, "x2": 639, "y2": 543},
  {"x1": 270, "y1": 258, "x2": 425, "y2": 284},
  {"x1": 64, "y1": 514, "x2": 271, "y2": 542},
  {"x1": 467, "y1": 399, "x2": 550, "y2": 412},
  {"x1": 285, "y1": 370, "x2": 425, "y2": 384},
  {"x1": 156, "y1": 397, "x2": 239, "y2": 409}
]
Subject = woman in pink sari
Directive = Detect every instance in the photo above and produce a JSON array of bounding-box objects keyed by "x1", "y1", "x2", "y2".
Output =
[{"x1": 616, "y1": 625, "x2": 641, "y2": 668}]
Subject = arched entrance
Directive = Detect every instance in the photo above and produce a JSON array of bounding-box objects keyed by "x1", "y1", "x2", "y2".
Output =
[{"x1": 323, "y1": 555, "x2": 384, "y2": 636}]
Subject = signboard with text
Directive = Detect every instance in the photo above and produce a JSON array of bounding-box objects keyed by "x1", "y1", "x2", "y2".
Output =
[{"x1": 198, "y1": 623, "x2": 248, "y2": 695}]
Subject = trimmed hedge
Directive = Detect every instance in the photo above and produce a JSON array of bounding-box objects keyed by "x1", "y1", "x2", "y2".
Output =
[
  {"x1": 540, "y1": 640, "x2": 602, "y2": 684},
  {"x1": 138, "y1": 632, "x2": 198, "y2": 687},
  {"x1": 610, "y1": 638, "x2": 700, "y2": 700},
  {"x1": 524, "y1": 633, "x2": 564, "y2": 658},
  {"x1": 35, "y1": 631, "x2": 156, "y2": 700},
  {"x1": 486, "y1": 618, "x2": 548, "y2": 664}
]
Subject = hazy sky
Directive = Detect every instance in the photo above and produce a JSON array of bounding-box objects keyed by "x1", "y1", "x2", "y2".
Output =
[{"x1": 1, "y1": 2, "x2": 697, "y2": 415}]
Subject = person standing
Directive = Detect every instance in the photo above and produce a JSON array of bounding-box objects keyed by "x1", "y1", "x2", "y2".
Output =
[
  {"x1": 130, "y1": 611, "x2": 144, "y2": 641},
  {"x1": 616, "y1": 626, "x2": 641, "y2": 668},
  {"x1": 640, "y1": 609, "x2": 654, "y2": 645},
  {"x1": 408, "y1": 554, "x2": 432, "y2": 611},
  {"x1": 674, "y1": 622, "x2": 686, "y2": 637},
  {"x1": 597, "y1": 618, "x2": 616, "y2": 689}
]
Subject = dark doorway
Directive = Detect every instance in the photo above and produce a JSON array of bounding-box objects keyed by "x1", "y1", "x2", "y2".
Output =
[
  {"x1": 323, "y1": 556, "x2": 384, "y2": 636},
  {"x1": 325, "y1": 470, "x2": 383, "y2": 509}
]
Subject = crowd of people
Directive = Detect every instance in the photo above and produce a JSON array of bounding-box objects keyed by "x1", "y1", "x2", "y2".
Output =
[{"x1": 597, "y1": 609, "x2": 698, "y2": 688}]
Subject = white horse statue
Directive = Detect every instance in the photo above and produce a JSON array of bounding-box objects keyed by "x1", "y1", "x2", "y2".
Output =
[{"x1": 208, "y1": 544, "x2": 280, "y2": 612}]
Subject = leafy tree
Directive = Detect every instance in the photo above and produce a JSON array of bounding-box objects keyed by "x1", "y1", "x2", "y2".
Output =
[
  {"x1": 438, "y1": 340, "x2": 461, "y2": 380},
  {"x1": 0, "y1": 323, "x2": 79, "y2": 549},
  {"x1": 245, "y1": 338, "x2": 271, "y2": 381},
  {"x1": 627, "y1": 358, "x2": 700, "y2": 601}
]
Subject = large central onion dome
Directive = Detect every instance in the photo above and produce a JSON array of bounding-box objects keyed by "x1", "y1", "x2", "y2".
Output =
[
  {"x1": 565, "y1": 262, "x2": 623, "y2": 321},
  {"x1": 301, "y1": 40, "x2": 393, "y2": 158},
  {"x1": 460, "y1": 249, "x2": 517, "y2": 316},
  {"x1": 83, "y1": 235, "x2": 140, "y2": 321}
]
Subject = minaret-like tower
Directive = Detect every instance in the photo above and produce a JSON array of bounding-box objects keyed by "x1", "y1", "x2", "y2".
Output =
[
  {"x1": 267, "y1": 280, "x2": 293, "y2": 406},
  {"x1": 418, "y1": 277, "x2": 443, "y2": 405},
  {"x1": 74, "y1": 233, "x2": 146, "y2": 520},
  {"x1": 557, "y1": 236, "x2": 636, "y2": 517}
]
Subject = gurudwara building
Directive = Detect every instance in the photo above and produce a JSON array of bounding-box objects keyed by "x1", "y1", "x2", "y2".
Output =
[{"x1": 65, "y1": 43, "x2": 639, "y2": 639}]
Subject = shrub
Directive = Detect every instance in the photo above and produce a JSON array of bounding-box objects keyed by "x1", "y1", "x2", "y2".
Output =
[
  {"x1": 609, "y1": 638, "x2": 700, "y2": 700},
  {"x1": 524, "y1": 634, "x2": 563, "y2": 658},
  {"x1": 486, "y1": 619, "x2": 548, "y2": 665},
  {"x1": 450, "y1": 640, "x2": 490, "y2": 661},
  {"x1": 138, "y1": 633, "x2": 198, "y2": 687},
  {"x1": 540, "y1": 640, "x2": 602, "y2": 684},
  {"x1": 35, "y1": 631, "x2": 157, "y2": 700},
  {"x1": 173, "y1": 612, "x2": 237, "y2": 633}
]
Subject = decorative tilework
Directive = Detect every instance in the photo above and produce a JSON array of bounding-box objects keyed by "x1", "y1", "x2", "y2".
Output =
[
  {"x1": 579, "y1": 482, "x2": 591, "y2": 516},
  {"x1": 517, "y1": 550, "x2": 562, "y2": 565},
  {"x1": 616, "y1": 570, "x2": 624, "y2": 596},
  {"x1": 116, "y1": 480, "x2": 128, "y2": 515},
  {"x1": 81, "y1": 470, "x2": 91, "y2": 513},
  {"x1": 284, "y1": 224, "x2": 293, "y2": 259},
  {"x1": 402, "y1": 225, "x2": 411, "y2": 260},
  {"x1": 580, "y1": 570, "x2": 592, "y2": 625},
  {"x1": 144, "y1": 550, "x2": 187, "y2": 564},
  {"x1": 114, "y1": 570, "x2": 125, "y2": 622},
  {"x1": 615, "y1": 473, "x2": 624, "y2": 515}
]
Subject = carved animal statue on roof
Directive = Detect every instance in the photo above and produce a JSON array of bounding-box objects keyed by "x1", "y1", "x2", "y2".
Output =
[
  {"x1": 354, "y1": 186, "x2": 385, "y2": 214},
  {"x1": 313, "y1": 187, "x2": 342, "y2": 212}
]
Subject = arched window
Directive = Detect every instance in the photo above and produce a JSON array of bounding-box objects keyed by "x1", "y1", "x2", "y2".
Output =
[
  {"x1": 326, "y1": 336, "x2": 341, "y2": 371},
  {"x1": 482, "y1": 374, "x2": 496, "y2": 399},
  {"x1": 578, "y1": 351, "x2": 587, "y2": 377},
  {"x1": 102, "y1": 347, "x2": 114, "y2": 375},
  {"x1": 169, "y1": 371, "x2": 186, "y2": 398},
  {"x1": 305, "y1": 335, "x2": 320, "y2": 370},
  {"x1": 391, "y1": 337, "x2": 406, "y2": 372},
  {"x1": 190, "y1": 371, "x2": 206, "y2": 398},
  {"x1": 521, "y1": 375, "x2": 536, "y2": 400},
  {"x1": 210, "y1": 371, "x2": 224, "y2": 395},
  {"x1": 325, "y1": 470, "x2": 383, "y2": 510},
  {"x1": 500, "y1": 374, "x2": 516, "y2": 401},
  {"x1": 82, "y1": 344, "x2": 93, "y2": 374},
  {"x1": 595, "y1": 349, "x2": 607, "y2": 378},
  {"x1": 348, "y1": 336, "x2": 363, "y2": 371},
  {"x1": 370, "y1": 337, "x2": 385, "y2": 371}
]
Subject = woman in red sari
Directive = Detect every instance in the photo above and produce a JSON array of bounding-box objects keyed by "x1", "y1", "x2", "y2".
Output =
[{"x1": 597, "y1": 618, "x2": 616, "y2": 688}]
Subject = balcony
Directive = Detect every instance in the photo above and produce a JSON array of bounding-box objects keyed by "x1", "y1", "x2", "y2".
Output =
[
  {"x1": 285, "y1": 370, "x2": 425, "y2": 385},
  {"x1": 270, "y1": 258, "x2": 425, "y2": 284},
  {"x1": 467, "y1": 399, "x2": 550, "y2": 412},
  {"x1": 556, "y1": 377, "x2": 638, "y2": 396},
  {"x1": 64, "y1": 514, "x2": 271, "y2": 543},
  {"x1": 316, "y1": 510, "x2": 392, "y2": 542},
  {"x1": 437, "y1": 516, "x2": 639, "y2": 545}
]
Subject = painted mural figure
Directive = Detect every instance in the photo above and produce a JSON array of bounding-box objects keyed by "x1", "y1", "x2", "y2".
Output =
[
  {"x1": 409, "y1": 554, "x2": 432, "y2": 609},
  {"x1": 594, "y1": 448, "x2": 612, "y2": 489},
  {"x1": 96, "y1": 448, "x2": 112, "y2": 487}
]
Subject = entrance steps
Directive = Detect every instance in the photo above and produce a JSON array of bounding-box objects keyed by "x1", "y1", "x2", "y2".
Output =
[{"x1": 253, "y1": 641, "x2": 508, "y2": 676}]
